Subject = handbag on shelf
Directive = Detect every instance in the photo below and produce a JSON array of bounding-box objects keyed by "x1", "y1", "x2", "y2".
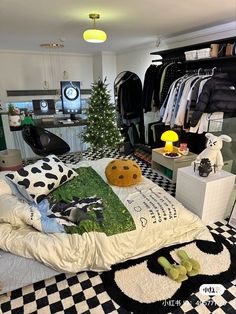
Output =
[
  {"x1": 210, "y1": 43, "x2": 219, "y2": 58},
  {"x1": 225, "y1": 43, "x2": 234, "y2": 56}
]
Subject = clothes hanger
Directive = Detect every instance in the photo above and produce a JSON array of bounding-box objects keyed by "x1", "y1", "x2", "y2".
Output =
[
  {"x1": 197, "y1": 67, "x2": 203, "y2": 76},
  {"x1": 211, "y1": 67, "x2": 217, "y2": 75}
]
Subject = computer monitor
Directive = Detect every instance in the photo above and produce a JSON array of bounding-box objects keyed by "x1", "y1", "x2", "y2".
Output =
[
  {"x1": 32, "y1": 99, "x2": 55, "y2": 115},
  {"x1": 60, "y1": 81, "x2": 81, "y2": 120}
]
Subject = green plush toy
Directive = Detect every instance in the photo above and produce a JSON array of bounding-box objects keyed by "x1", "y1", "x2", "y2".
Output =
[{"x1": 21, "y1": 116, "x2": 35, "y2": 126}]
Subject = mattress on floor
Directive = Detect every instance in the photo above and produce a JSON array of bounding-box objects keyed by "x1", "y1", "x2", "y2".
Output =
[{"x1": 0, "y1": 249, "x2": 60, "y2": 294}]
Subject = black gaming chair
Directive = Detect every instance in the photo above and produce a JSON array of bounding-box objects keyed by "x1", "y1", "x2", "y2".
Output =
[{"x1": 22, "y1": 125, "x2": 70, "y2": 156}]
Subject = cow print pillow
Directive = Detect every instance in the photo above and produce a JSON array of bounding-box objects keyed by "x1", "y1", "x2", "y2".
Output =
[{"x1": 5, "y1": 155, "x2": 78, "y2": 204}]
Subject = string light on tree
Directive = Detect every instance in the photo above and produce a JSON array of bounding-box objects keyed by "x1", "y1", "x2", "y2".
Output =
[{"x1": 83, "y1": 78, "x2": 123, "y2": 149}]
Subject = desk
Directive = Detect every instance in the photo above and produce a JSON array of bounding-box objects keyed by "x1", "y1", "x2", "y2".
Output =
[
  {"x1": 10, "y1": 118, "x2": 87, "y2": 131},
  {"x1": 176, "y1": 166, "x2": 235, "y2": 224},
  {"x1": 151, "y1": 147, "x2": 197, "y2": 182}
]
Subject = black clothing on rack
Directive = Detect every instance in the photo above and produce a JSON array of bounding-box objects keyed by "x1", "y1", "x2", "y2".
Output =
[
  {"x1": 142, "y1": 64, "x2": 162, "y2": 112},
  {"x1": 114, "y1": 71, "x2": 145, "y2": 145},
  {"x1": 159, "y1": 62, "x2": 185, "y2": 104},
  {"x1": 142, "y1": 61, "x2": 184, "y2": 113},
  {"x1": 117, "y1": 72, "x2": 142, "y2": 119},
  {"x1": 190, "y1": 73, "x2": 236, "y2": 127}
]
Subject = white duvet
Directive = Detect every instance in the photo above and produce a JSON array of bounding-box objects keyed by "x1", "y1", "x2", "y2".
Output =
[{"x1": 0, "y1": 158, "x2": 212, "y2": 273}]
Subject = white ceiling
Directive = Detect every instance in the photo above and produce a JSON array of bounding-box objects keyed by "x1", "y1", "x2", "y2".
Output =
[{"x1": 0, "y1": 0, "x2": 236, "y2": 54}]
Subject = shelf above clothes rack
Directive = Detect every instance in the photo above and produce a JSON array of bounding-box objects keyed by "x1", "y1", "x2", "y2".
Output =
[
  {"x1": 184, "y1": 55, "x2": 236, "y2": 64},
  {"x1": 150, "y1": 36, "x2": 236, "y2": 57},
  {"x1": 150, "y1": 38, "x2": 236, "y2": 83}
]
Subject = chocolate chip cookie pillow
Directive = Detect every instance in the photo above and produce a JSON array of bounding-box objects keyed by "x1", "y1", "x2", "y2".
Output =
[
  {"x1": 105, "y1": 159, "x2": 142, "y2": 187},
  {"x1": 5, "y1": 155, "x2": 78, "y2": 203}
]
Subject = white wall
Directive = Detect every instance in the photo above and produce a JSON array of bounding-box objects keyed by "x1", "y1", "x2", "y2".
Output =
[
  {"x1": 101, "y1": 52, "x2": 117, "y2": 103},
  {"x1": 116, "y1": 47, "x2": 154, "y2": 83},
  {"x1": 92, "y1": 53, "x2": 103, "y2": 83},
  {"x1": 92, "y1": 52, "x2": 117, "y2": 103},
  {"x1": 0, "y1": 50, "x2": 94, "y2": 104}
]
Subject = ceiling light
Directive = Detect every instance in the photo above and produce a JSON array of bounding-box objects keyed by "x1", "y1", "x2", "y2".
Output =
[
  {"x1": 40, "y1": 42, "x2": 64, "y2": 49},
  {"x1": 83, "y1": 13, "x2": 107, "y2": 43}
]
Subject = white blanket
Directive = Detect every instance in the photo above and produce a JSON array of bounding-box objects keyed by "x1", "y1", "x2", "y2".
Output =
[{"x1": 0, "y1": 158, "x2": 212, "y2": 273}]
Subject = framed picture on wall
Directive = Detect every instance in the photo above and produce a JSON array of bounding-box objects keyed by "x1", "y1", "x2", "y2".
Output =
[{"x1": 229, "y1": 199, "x2": 236, "y2": 229}]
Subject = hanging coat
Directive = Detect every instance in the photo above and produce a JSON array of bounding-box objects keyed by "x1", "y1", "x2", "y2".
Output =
[{"x1": 191, "y1": 73, "x2": 236, "y2": 127}]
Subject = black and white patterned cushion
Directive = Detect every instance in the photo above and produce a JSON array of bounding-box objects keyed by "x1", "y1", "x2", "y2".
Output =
[{"x1": 5, "y1": 155, "x2": 78, "y2": 203}]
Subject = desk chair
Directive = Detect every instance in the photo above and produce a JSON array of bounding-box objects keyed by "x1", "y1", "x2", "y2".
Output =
[{"x1": 22, "y1": 125, "x2": 70, "y2": 156}]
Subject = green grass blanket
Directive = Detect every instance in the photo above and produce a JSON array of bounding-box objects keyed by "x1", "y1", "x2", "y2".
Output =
[{"x1": 48, "y1": 167, "x2": 136, "y2": 236}]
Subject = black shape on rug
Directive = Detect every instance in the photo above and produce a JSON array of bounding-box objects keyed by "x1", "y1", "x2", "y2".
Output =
[{"x1": 101, "y1": 233, "x2": 236, "y2": 314}]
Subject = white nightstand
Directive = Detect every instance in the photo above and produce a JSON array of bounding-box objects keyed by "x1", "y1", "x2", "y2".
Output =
[{"x1": 176, "y1": 166, "x2": 235, "y2": 224}]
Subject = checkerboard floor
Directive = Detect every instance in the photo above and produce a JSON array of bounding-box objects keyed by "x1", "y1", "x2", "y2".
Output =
[{"x1": 1, "y1": 150, "x2": 235, "y2": 314}]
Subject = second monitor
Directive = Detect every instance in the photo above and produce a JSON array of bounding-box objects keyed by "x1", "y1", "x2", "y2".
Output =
[
  {"x1": 32, "y1": 99, "x2": 55, "y2": 115},
  {"x1": 60, "y1": 81, "x2": 81, "y2": 120}
]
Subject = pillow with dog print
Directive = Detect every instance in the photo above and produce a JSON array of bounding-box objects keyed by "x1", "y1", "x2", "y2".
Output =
[{"x1": 5, "y1": 155, "x2": 78, "y2": 204}]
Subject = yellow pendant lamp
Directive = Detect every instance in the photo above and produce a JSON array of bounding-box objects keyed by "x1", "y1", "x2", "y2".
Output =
[{"x1": 83, "y1": 13, "x2": 107, "y2": 43}]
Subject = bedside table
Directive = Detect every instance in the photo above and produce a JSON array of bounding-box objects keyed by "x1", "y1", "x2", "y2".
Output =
[
  {"x1": 151, "y1": 147, "x2": 197, "y2": 182},
  {"x1": 176, "y1": 166, "x2": 235, "y2": 224}
]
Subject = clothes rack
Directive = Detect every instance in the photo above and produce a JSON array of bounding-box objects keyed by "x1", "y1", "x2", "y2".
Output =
[
  {"x1": 147, "y1": 36, "x2": 236, "y2": 152},
  {"x1": 185, "y1": 66, "x2": 221, "y2": 75}
]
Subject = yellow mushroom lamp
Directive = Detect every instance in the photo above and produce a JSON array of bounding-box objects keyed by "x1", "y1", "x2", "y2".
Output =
[{"x1": 161, "y1": 130, "x2": 179, "y2": 152}]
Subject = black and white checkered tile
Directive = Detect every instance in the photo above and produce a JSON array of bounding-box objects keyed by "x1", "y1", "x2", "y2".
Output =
[{"x1": 1, "y1": 151, "x2": 235, "y2": 314}]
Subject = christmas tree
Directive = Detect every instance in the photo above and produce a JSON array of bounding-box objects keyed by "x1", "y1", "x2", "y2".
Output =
[{"x1": 83, "y1": 79, "x2": 123, "y2": 150}]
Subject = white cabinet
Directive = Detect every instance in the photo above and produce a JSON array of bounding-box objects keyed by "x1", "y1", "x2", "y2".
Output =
[{"x1": 176, "y1": 166, "x2": 235, "y2": 224}]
